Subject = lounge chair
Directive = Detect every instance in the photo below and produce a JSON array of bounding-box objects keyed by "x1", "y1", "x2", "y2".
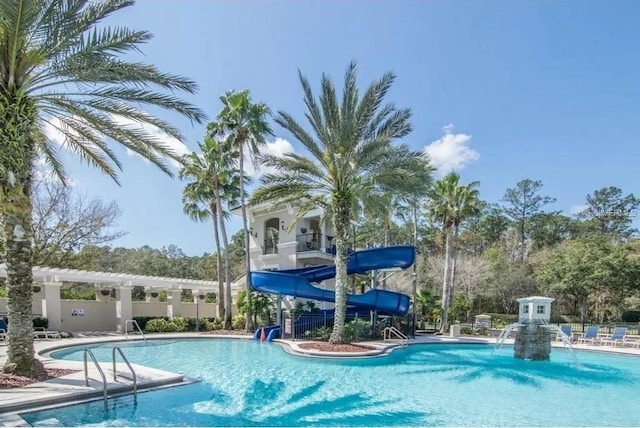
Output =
[
  {"x1": 577, "y1": 325, "x2": 600, "y2": 345},
  {"x1": 629, "y1": 338, "x2": 640, "y2": 348},
  {"x1": 601, "y1": 327, "x2": 628, "y2": 347},
  {"x1": 556, "y1": 325, "x2": 573, "y2": 342},
  {"x1": 33, "y1": 326, "x2": 62, "y2": 340}
]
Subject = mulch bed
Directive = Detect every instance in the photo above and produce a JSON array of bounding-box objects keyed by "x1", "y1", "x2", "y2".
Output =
[
  {"x1": 203, "y1": 330, "x2": 251, "y2": 335},
  {"x1": 298, "y1": 341, "x2": 377, "y2": 353},
  {"x1": 0, "y1": 368, "x2": 78, "y2": 389}
]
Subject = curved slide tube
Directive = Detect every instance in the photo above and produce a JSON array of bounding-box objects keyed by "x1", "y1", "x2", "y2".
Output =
[
  {"x1": 253, "y1": 325, "x2": 281, "y2": 342},
  {"x1": 250, "y1": 246, "x2": 415, "y2": 316}
]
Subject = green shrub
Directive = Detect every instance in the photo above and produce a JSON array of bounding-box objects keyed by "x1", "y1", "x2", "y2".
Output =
[
  {"x1": 315, "y1": 326, "x2": 332, "y2": 341},
  {"x1": 460, "y1": 326, "x2": 474, "y2": 335},
  {"x1": 210, "y1": 319, "x2": 224, "y2": 330},
  {"x1": 343, "y1": 319, "x2": 370, "y2": 342},
  {"x1": 622, "y1": 311, "x2": 640, "y2": 323},
  {"x1": 145, "y1": 318, "x2": 177, "y2": 332},
  {"x1": 171, "y1": 317, "x2": 189, "y2": 332},
  {"x1": 476, "y1": 327, "x2": 489, "y2": 336},
  {"x1": 231, "y1": 315, "x2": 245, "y2": 330},
  {"x1": 133, "y1": 316, "x2": 163, "y2": 330},
  {"x1": 32, "y1": 317, "x2": 48, "y2": 329}
]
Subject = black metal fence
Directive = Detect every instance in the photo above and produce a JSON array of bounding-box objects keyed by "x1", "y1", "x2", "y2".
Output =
[
  {"x1": 280, "y1": 310, "x2": 414, "y2": 341},
  {"x1": 295, "y1": 233, "x2": 334, "y2": 253},
  {"x1": 546, "y1": 322, "x2": 640, "y2": 336}
]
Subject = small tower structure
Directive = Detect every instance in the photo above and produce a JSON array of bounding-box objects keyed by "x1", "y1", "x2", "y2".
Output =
[{"x1": 514, "y1": 296, "x2": 555, "y2": 360}]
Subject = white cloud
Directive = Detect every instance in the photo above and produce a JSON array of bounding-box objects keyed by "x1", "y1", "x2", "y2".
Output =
[
  {"x1": 569, "y1": 204, "x2": 588, "y2": 215},
  {"x1": 243, "y1": 137, "x2": 295, "y2": 178},
  {"x1": 423, "y1": 124, "x2": 479, "y2": 176}
]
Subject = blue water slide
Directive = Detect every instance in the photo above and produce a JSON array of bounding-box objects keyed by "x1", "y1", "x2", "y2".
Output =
[
  {"x1": 249, "y1": 246, "x2": 415, "y2": 316},
  {"x1": 253, "y1": 325, "x2": 281, "y2": 342}
]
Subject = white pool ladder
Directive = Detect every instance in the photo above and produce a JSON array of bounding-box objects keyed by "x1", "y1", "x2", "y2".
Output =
[
  {"x1": 83, "y1": 347, "x2": 138, "y2": 411},
  {"x1": 83, "y1": 349, "x2": 108, "y2": 411},
  {"x1": 383, "y1": 327, "x2": 408, "y2": 346},
  {"x1": 125, "y1": 319, "x2": 147, "y2": 343}
]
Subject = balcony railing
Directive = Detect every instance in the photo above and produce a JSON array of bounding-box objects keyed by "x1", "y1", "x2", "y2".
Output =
[
  {"x1": 296, "y1": 233, "x2": 334, "y2": 253},
  {"x1": 263, "y1": 239, "x2": 278, "y2": 255}
]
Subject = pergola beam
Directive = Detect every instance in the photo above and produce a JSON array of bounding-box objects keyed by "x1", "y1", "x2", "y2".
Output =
[{"x1": 0, "y1": 264, "x2": 242, "y2": 294}]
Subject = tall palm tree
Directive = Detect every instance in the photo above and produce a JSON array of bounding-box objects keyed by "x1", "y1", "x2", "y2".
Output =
[
  {"x1": 216, "y1": 90, "x2": 272, "y2": 332},
  {"x1": 427, "y1": 173, "x2": 479, "y2": 333},
  {"x1": 182, "y1": 180, "x2": 224, "y2": 318},
  {"x1": 179, "y1": 130, "x2": 244, "y2": 327},
  {"x1": 251, "y1": 62, "x2": 432, "y2": 344},
  {"x1": 0, "y1": 0, "x2": 205, "y2": 376}
]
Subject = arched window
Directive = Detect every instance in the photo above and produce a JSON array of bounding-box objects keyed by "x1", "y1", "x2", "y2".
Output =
[{"x1": 264, "y1": 218, "x2": 280, "y2": 255}]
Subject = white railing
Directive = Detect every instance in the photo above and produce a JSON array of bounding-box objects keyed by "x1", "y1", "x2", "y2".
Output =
[
  {"x1": 383, "y1": 327, "x2": 408, "y2": 346},
  {"x1": 112, "y1": 347, "x2": 137, "y2": 400},
  {"x1": 84, "y1": 349, "x2": 108, "y2": 411},
  {"x1": 84, "y1": 347, "x2": 139, "y2": 412},
  {"x1": 125, "y1": 319, "x2": 146, "y2": 343}
]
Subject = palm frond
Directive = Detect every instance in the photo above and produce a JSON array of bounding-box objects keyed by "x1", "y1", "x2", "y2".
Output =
[
  {"x1": 1, "y1": 0, "x2": 207, "y2": 185},
  {"x1": 34, "y1": 123, "x2": 67, "y2": 184}
]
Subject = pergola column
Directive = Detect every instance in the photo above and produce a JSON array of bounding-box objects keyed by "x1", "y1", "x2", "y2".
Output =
[
  {"x1": 41, "y1": 281, "x2": 63, "y2": 330},
  {"x1": 167, "y1": 290, "x2": 182, "y2": 319},
  {"x1": 115, "y1": 286, "x2": 133, "y2": 333}
]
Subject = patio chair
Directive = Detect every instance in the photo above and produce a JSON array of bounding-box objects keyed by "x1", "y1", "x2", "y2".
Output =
[
  {"x1": 556, "y1": 325, "x2": 573, "y2": 342},
  {"x1": 577, "y1": 325, "x2": 600, "y2": 345},
  {"x1": 601, "y1": 327, "x2": 628, "y2": 347},
  {"x1": 33, "y1": 326, "x2": 62, "y2": 340}
]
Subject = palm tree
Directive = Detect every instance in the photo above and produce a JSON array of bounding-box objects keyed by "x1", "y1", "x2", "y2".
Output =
[
  {"x1": 0, "y1": 0, "x2": 205, "y2": 376},
  {"x1": 251, "y1": 62, "x2": 432, "y2": 344},
  {"x1": 416, "y1": 289, "x2": 439, "y2": 323},
  {"x1": 216, "y1": 90, "x2": 272, "y2": 332},
  {"x1": 427, "y1": 173, "x2": 480, "y2": 333},
  {"x1": 181, "y1": 173, "x2": 225, "y2": 319},
  {"x1": 179, "y1": 130, "x2": 244, "y2": 327}
]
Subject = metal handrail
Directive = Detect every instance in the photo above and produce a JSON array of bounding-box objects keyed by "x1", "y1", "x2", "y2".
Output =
[
  {"x1": 112, "y1": 347, "x2": 137, "y2": 400},
  {"x1": 383, "y1": 327, "x2": 408, "y2": 346},
  {"x1": 84, "y1": 349, "x2": 108, "y2": 411},
  {"x1": 125, "y1": 319, "x2": 146, "y2": 343}
]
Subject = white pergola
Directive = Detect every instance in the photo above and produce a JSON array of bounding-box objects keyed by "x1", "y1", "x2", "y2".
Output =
[
  {"x1": 0, "y1": 264, "x2": 240, "y2": 291},
  {"x1": 0, "y1": 264, "x2": 243, "y2": 332}
]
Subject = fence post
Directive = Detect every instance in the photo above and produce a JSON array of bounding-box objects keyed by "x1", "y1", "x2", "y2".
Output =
[{"x1": 354, "y1": 313, "x2": 358, "y2": 342}]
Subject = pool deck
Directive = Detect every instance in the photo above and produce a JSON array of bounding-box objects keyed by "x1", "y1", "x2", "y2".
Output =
[{"x1": 1, "y1": 332, "x2": 639, "y2": 426}]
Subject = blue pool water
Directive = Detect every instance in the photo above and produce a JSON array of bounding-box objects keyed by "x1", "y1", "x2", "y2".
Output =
[{"x1": 22, "y1": 339, "x2": 640, "y2": 427}]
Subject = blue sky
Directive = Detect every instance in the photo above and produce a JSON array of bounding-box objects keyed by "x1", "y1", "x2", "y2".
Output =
[{"x1": 52, "y1": 0, "x2": 640, "y2": 256}]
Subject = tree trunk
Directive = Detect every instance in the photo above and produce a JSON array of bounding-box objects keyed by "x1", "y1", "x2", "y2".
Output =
[
  {"x1": 439, "y1": 228, "x2": 451, "y2": 334},
  {"x1": 210, "y1": 204, "x2": 225, "y2": 322},
  {"x1": 329, "y1": 199, "x2": 350, "y2": 344},
  {"x1": 238, "y1": 143, "x2": 254, "y2": 332},
  {"x1": 519, "y1": 214, "x2": 526, "y2": 261},
  {"x1": 447, "y1": 224, "x2": 461, "y2": 315},
  {"x1": 0, "y1": 94, "x2": 44, "y2": 376},
  {"x1": 215, "y1": 188, "x2": 234, "y2": 328},
  {"x1": 382, "y1": 220, "x2": 389, "y2": 289}
]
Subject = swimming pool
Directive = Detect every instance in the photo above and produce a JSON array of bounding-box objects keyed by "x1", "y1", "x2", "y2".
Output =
[{"x1": 22, "y1": 339, "x2": 640, "y2": 426}]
